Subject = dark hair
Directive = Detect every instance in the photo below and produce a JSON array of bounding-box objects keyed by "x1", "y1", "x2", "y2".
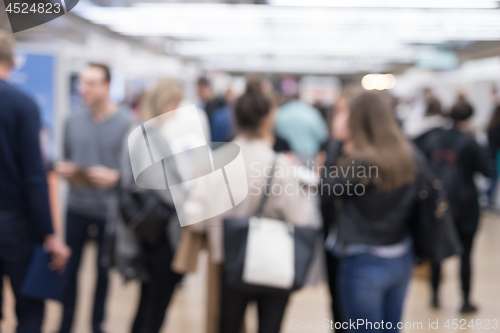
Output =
[
  {"x1": 235, "y1": 80, "x2": 270, "y2": 134},
  {"x1": 88, "y1": 63, "x2": 111, "y2": 83},
  {"x1": 488, "y1": 105, "x2": 500, "y2": 129},
  {"x1": 426, "y1": 98, "x2": 442, "y2": 117},
  {"x1": 197, "y1": 77, "x2": 210, "y2": 87},
  {"x1": 450, "y1": 98, "x2": 474, "y2": 122}
]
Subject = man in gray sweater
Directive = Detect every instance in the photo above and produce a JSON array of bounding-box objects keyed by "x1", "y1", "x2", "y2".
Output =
[{"x1": 55, "y1": 64, "x2": 131, "y2": 333}]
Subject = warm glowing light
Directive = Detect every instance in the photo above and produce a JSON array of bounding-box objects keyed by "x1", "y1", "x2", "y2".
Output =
[
  {"x1": 361, "y1": 73, "x2": 396, "y2": 90},
  {"x1": 361, "y1": 74, "x2": 376, "y2": 90},
  {"x1": 386, "y1": 74, "x2": 396, "y2": 89}
]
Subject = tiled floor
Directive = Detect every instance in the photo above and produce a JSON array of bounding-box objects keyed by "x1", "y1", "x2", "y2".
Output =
[{"x1": 2, "y1": 213, "x2": 499, "y2": 333}]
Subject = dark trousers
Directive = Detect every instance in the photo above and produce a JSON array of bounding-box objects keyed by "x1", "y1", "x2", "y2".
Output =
[
  {"x1": 0, "y1": 210, "x2": 44, "y2": 333},
  {"x1": 60, "y1": 211, "x2": 108, "y2": 333},
  {"x1": 132, "y1": 238, "x2": 182, "y2": 333},
  {"x1": 219, "y1": 279, "x2": 290, "y2": 333},
  {"x1": 431, "y1": 231, "x2": 475, "y2": 302},
  {"x1": 325, "y1": 251, "x2": 344, "y2": 332}
]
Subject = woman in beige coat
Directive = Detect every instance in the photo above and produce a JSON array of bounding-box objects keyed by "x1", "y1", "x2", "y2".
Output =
[{"x1": 174, "y1": 81, "x2": 317, "y2": 333}]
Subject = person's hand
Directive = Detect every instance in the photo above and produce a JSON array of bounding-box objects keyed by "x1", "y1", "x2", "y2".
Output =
[
  {"x1": 285, "y1": 152, "x2": 301, "y2": 165},
  {"x1": 44, "y1": 235, "x2": 71, "y2": 274},
  {"x1": 86, "y1": 165, "x2": 120, "y2": 189},
  {"x1": 54, "y1": 161, "x2": 78, "y2": 179},
  {"x1": 342, "y1": 140, "x2": 354, "y2": 154}
]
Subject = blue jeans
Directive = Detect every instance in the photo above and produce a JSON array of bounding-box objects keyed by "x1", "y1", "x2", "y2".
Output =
[
  {"x1": 59, "y1": 211, "x2": 108, "y2": 333},
  {"x1": 337, "y1": 251, "x2": 413, "y2": 333},
  {"x1": 0, "y1": 210, "x2": 44, "y2": 333}
]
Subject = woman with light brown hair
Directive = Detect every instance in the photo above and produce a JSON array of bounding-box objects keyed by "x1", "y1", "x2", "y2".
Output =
[{"x1": 322, "y1": 90, "x2": 419, "y2": 332}]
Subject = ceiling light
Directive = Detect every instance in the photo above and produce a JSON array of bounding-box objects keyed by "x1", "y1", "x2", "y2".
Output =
[
  {"x1": 362, "y1": 74, "x2": 396, "y2": 90},
  {"x1": 269, "y1": 0, "x2": 500, "y2": 9}
]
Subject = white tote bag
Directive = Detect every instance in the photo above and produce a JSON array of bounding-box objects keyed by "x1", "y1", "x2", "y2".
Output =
[{"x1": 242, "y1": 216, "x2": 295, "y2": 289}]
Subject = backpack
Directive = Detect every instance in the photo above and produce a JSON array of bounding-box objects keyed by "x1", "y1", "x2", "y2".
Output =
[
  {"x1": 425, "y1": 129, "x2": 470, "y2": 220},
  {"x1": 119, "y1": 185, "x2": 175, "y2": 247},
  {"x1": 411, "y1": 150, "x2": 463, "y2": 262}
]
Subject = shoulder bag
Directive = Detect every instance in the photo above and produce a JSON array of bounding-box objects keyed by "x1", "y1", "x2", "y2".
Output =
[{"x1": 223, "y1": 155, "x2": 318, "y2": 293}]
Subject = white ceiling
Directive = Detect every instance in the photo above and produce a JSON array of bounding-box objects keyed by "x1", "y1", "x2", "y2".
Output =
[{"x1": 73, "y1": 0, "x2": 500, "y2": 74}]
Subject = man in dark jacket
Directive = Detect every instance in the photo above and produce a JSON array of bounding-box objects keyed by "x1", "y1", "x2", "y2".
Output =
[
  {"x1": 0, "y1": 30, "x2": 70, "y2": 332},
  {"x1": 415, "y1": 98, "x2": 489, "y2": 314}
]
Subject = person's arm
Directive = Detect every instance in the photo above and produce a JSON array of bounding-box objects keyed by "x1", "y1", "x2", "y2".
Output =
[
  {"x1": 55, "y1": 118, "x2": 78, "y2": 179},
  {"x1": 86, "y1": 165, "x2": 120, "y2": 189},
  {"x1": 313, "y1": 110, "x2": 329, "y2": 147},
  {"x1": 18, "y1": 100, "x2": 54, "y2": 238},
  {"x1": 18, "y1": 100, "x2": 70, "y2": 272},
  {"x1": 322, "y1": 140, "x2": 343, "y2": 176},
  {"x1": 470, "y1": 140, "x2": 490, "y2": 178},
  {"x1": 63, "y1": 117, "x2": 71, "y2": 160},
  {"x1": 488, "y1": 127, "x2": 500, "y2": 159},
  {"x1": 275, "y1": 154, "x2": 316, "y2": 227}
]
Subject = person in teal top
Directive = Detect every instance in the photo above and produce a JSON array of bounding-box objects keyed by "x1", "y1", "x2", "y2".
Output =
[{"x1": 275, "y1": 100, "x2": 328, "y2": 164}]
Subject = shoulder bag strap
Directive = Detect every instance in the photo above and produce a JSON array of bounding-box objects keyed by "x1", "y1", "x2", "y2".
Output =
[{"x1": 255, "y1": 154, "x2": 278, "y2": 216}]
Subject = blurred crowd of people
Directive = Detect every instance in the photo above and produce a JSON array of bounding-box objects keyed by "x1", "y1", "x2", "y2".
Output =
[{"x1": 1, "y1": 28, "x2": 500, "y2": 333}]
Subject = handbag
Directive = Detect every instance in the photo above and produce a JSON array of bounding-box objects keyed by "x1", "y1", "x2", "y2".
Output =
[
  {"x1": 223, "y1": 156, "x2": 318, "y2": 293},
  {"x1": 119, "y1": 185, "x2": 175, "y2": 247},
  {"x1": 410, "y1": 151, "x2": 463, "y2": 262}
]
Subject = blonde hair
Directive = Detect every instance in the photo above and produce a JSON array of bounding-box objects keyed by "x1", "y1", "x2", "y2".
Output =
[
  {"x1": 140, "y1": 79, "x2": 183, "y2": 121},
  {"x1": 0, "y1": 30, "x2": 15, "y2": 68}
]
